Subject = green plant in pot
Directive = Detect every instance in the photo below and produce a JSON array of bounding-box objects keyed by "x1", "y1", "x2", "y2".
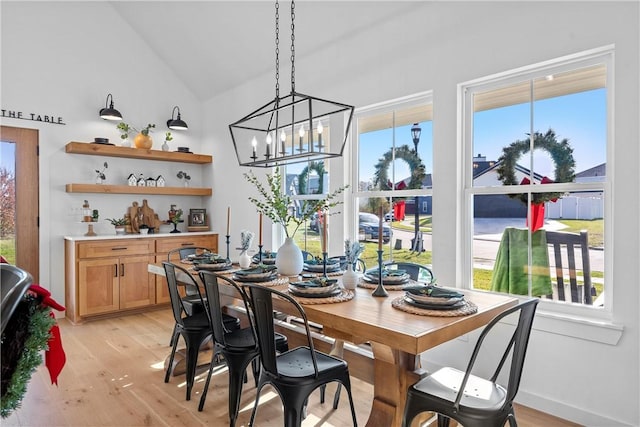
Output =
[
  {"x1": 243, "y1": 167, "x2": 348, "y2": 276},
  {"x1": 116, "y1": 122, "x2": 155, "y2": 149},
  {"x1": 106, "y1": 217, "x2": 129, "y2": 235}
]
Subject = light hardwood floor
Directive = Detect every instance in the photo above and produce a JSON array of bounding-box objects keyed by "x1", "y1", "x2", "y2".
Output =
[{"x1": 4, "y1": 308, "x2": 581, "y2": 426}]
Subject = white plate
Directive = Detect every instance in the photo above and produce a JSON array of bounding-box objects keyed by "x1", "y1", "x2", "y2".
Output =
[
  {"x1": 288, "y1": 282, "x2": 339, "y2": 295},
  {"x1": 405, "y1": 292, "x2": 464, "y2": 305}
]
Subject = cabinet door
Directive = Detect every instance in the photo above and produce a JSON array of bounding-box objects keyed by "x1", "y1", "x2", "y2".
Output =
[
  {"x1": 78, "y1": 258, "x2": 119, "y2": 316},
  {"x1": 119, "y1": 255, "x2": 156, "y2": 310}
]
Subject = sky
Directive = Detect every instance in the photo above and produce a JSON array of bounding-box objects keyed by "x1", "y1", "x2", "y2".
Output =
[
  {"x1": 0, "y1": 142, "x2": 16, "y2": 173},
  {"x1": 358, "y1": 88, "x2": 606, "y2": 184}
]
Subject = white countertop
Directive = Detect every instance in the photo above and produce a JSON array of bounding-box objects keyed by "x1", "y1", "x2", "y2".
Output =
[{"x1": 63, "y1": 231, "x2": 217, "y2": 241}]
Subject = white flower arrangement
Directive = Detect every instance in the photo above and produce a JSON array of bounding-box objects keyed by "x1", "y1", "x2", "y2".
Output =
[
  {"x1": 344, "y1": 239, "x2": 364, "y2": 266},
  {"x1": 240, "y1": 230, "x2": 255, "y2": 252}
]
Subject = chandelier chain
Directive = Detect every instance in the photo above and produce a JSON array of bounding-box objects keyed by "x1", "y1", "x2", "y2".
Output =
[
  {"x1": 290, "y1": 0, "x2": 296, "y2": 92},
  {"x1": 274, "y1": 0, "x2": 280, "y2": 98}
]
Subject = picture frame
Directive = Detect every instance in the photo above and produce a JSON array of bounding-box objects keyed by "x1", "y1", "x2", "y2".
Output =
[{"x1": 188, "y1": 208, "x2": 208, "y2": 230}]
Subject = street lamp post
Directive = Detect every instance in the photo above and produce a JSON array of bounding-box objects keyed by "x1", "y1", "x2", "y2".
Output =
[{"x1": 411, "y1": 123, "x2": 422, "y2": 252}]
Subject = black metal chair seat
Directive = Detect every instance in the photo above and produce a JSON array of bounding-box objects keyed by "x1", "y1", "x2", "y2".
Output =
[
  {"x1": 402, "y1": 299, "x2": 539, "y2": 427},
  {"x1": 244, "y1": 283, "x2": 358, "y2": 427}
]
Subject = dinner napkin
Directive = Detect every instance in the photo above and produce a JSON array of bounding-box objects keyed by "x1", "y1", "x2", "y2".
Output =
[
  {"x1": 365, "y1": 268, "x2": 406, "y2": 277},
  {"x1": 235, "y1": 265, "x2": 277, "y2": 275},
  {"x1": 290, "y1": 278, "x2": 338, "y2": 288},
  {"x1": 304, "y1": 258, "x2": 340, "y2": 266},
  {"x1": 404, "y1": 285, "x2": 464, "y2": 299}
]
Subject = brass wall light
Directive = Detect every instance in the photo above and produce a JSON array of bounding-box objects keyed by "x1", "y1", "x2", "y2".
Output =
[
  {"x1": 99, "y1": 93, "x2": 122, "y2": 121},
  {"x1": 229, "y1": 0, "x2": 354, "y2": 168},
  {"x1": 167, "y1": 106, "x2": 188, "y2": 130}
]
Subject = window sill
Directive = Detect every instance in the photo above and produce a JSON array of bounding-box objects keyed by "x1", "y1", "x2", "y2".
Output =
[{"x1": 532, "y1": 308, "x2": 623, "y2": 345}]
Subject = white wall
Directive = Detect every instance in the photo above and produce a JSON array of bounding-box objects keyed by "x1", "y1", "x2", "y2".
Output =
[
  {"x1": 204, "y1": 2, "x2": 639, "y2": 426},
  {"x1": 2, "y1": 1, "x2": 638, "y2": 426},
  {"x1": 1, "y1": 1, "x2": 209, "y2": 308}
]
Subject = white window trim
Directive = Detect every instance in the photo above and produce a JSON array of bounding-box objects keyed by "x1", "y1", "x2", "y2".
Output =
[{"x1": 458, "y1": 46, "x2": 621, "y2": 345}]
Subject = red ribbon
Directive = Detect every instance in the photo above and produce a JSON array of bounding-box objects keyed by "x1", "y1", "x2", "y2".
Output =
[{"x1": 27, "y1": 284, "x2": 66, "y2": 386}]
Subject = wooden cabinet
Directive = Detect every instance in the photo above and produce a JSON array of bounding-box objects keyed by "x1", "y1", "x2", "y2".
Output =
[{"x1": 65, "y1": 233, "x2": 217, "y2": 323}]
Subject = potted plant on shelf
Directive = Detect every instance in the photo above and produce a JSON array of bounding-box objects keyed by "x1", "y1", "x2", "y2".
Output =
[
  {"x1": 162, "y1": 131, "x2": 173, "y2": 152},
  {"x1": 115, "y1": 122, "x2": 155, "y2": 149},
  {"x1": 243, "y1": 167, "x2": 348, "y2": 276},
  {"x1": 106, "y1": 217, "x2": 129, "y2": 235},
  {"x1": 116, "y1": 123, "x2": 132, "y2": 147},
  {"x1": 94, "y1": 162, "x2": 108, "y2": 184}
]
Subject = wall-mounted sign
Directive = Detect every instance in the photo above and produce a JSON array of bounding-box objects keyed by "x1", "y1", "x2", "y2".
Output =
[{"x1": 1, "y1": 108, "x2": 66, "y2": 125}]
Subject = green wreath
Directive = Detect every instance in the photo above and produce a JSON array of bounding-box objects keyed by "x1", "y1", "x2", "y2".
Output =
[
  {"x1": 298, "y1": 161, "x2": 325, "y2": 195},
  {"x1": 373, "y1": 145, "x2": 426, "y2": 191},
  {"x1": 496, "y1": 129, "x2": 575, "y2": 204}
]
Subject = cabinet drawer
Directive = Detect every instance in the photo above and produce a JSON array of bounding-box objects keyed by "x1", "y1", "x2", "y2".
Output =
[
  {"x1": 155, "y1": 235, "x2": 217, "y2": 254},
  {"x1": 78, "y1": 239, "x2": 155, "y2": 259}
]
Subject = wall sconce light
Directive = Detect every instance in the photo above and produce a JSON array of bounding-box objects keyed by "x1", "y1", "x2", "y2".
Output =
[
  {"x1": 99, "y1": 93, "x2": 122, "y2": 121},
  {"x1": 167, "y1": 106, "x2": 188, "y2": 130}
]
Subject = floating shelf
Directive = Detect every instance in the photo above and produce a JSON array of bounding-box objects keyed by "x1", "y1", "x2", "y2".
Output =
[
  {"x1": 65, "y1": 142, "x2": 212, "y2": 164},
  {"x1": 65, "y1": 184, "x2": 212, "y2": 196}
]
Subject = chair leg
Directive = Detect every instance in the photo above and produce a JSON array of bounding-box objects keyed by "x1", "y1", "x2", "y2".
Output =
[
  {"x1": 198, "y1": 348, "x2": 219, "y2": 412},
  {"x1": 169, "y1": 324, "x2": 177, "y2": 346},
  {"x1": 437, "y1": 415, "x2": 450, "y2": 427},
  {"x1": 507, "y1": 411, "x2": 518, "y2": 427},
  {"x1": 226, "y1": 357, "x2": 256, "y2": 427},
  {"x1": 164, "y1": 333, "x2": 180, "y2": 383},
  {"x1": 333, "y1": 383, "x2": 342, "y2": 409},
  {"x1": 249, "y1": 382, "x2": 265, "y2": 427}
]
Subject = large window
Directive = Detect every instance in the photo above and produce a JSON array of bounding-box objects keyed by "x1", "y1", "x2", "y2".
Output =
[
  {"x1": 352, "y1": 93, "x2": 433, "y2": 268},
  {"x1": 462, "y1": 48, "x2": 611, "y2": 313}
]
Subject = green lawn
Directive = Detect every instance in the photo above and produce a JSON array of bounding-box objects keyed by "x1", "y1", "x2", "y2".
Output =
[{"x1": 0, "y1": 237, "x2": 16, "y2": 264}]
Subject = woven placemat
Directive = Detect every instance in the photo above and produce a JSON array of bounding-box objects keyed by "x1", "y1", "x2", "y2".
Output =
[
  {"x1": 232, "y1": 276, "x2": 289, "y2": 288},
  {"x1": 289, "y1": 289, "x2": 354, "y2": 305},
  {"x1": 391, "y1": 296, "x2": 478, "y2": 317},
  {"x1": 357, "y1": 278, "x2": 419, "y2": 291},
  {"x1": 301, "y1": 270, "x2": 345, "y2": 278}
]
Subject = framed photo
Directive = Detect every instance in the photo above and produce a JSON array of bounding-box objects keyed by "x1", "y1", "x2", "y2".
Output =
[{"x1": 188, "y1": 208, "x2": 207, "y2": 228}]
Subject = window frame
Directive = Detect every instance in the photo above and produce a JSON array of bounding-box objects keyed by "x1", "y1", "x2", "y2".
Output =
[{"x1": 459, "y1": 46, "x2": 615, "y2": 324}]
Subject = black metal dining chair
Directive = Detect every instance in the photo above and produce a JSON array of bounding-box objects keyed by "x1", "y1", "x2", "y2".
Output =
[
  {"x1": 402, "y1": 298, "x2": 539, "y2": 427},
  {"x1": 244, "y1": 283, "x2": 358, "y2": 427},
  {"x1": 197, "y1": 271, "x2": 290, "y2": 426},
  {"x1": 384, "y1": 261, "x2": 434, "y2": 284},
  {"x1": 162, "y1": 261, "x2": 212, "y2": 401}
]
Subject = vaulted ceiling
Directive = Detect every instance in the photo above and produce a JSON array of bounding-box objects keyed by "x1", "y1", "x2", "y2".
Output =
[{"x1": 109, "y1": 1, "x2": 416, "y2": 102}]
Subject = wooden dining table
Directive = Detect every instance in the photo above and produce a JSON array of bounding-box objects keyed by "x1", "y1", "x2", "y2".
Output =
[{"x1": 148, "y1": 263, "x2": 517, "y2": 427}]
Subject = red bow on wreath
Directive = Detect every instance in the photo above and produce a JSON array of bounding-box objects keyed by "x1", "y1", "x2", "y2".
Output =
[
  {"x1": 27, "y1": 284, "x2": 66, "y2": 386},
  {"x1": 519, "y1": 176, "x2": 558, "y2": 232},
  {"x1": 519, "y1": 176, "x2": 559, "y2": 203}
]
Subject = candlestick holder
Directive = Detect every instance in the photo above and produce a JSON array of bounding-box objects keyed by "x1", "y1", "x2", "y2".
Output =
[
  {"x1": 322, "y1": 251, "x2": 329, "y2": 279},
  {"x1": 371, "y1": 249, "x2": 388, "y2": 297},
  {"x1": 258, "y1": 244, "x2": 264, "y2": 264},
  {"x1": 225, "y1": 234, "x2": 231, "y2": 263}
]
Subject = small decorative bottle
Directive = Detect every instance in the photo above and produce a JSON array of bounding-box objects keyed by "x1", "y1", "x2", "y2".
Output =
[{"x1": 82, "y1": 200, "x2": 92, "y2": 223}]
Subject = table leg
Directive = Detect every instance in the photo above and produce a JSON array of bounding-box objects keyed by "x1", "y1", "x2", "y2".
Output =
[{"x1": 366, "y1": 342, "x2": 422, "y2": 427}]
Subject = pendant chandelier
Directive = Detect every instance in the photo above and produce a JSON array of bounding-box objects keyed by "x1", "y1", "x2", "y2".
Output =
[{"x1": 229, "y1": 0, "x2": 354, "y2": 168}]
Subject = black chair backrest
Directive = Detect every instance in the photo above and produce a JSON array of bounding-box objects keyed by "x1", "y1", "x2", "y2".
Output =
[
  {"x1": 454, "y1": 298, "x2": 539, "y2": 412},
  {"x1": 385, "y1": 261, "x2": 434, "y2": 284},
  {"x1": 199, "y1": 271, "x2": 254, "y2": 347},
  {"x1": 544, "y1": 230, "x2": 593, "y2": 304},
  {"x1": 162, "y1": 261, "x2": 204, "y2": 326},
  {"x1": 1, "y1": 264, "x2": 33, "y2": 334},
  {"x1": 167, "y1": 246, "x2": 213, "y2": 262},
  {"x1": 244, "y1": 284, "x2": 319, "y2": 378}
]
